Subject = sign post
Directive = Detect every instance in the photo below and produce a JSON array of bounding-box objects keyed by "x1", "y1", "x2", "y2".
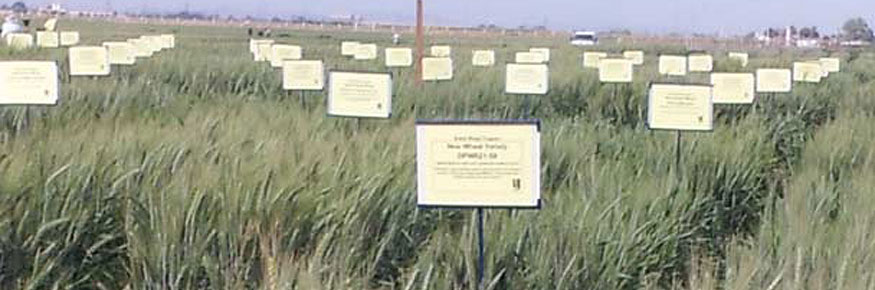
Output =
[
  {"x1": 710, "y1": 72, "x2": 755, "y2": 122},
  {"x1": 416, "y1": 120, "x2": 541, "y2": 290},
  {"x1": 416, "y1": 0, "x2": 424, "y2": 86},
  {"x1": 755, "y1": 69, "x2": 792, "y2": 115},
  {"x1": 283, "y1": 60, "x2": 325, "y2": 111},
  {"x1": 421, "y1": 57, "x2": 454, "y2": 101},
  {"x1": 477, "y1": 207, "x2": 485, "y2": 289},
  {"x1": 505, "y1": 63, "x2": 549, "y2": 118},
  {"x1": 647, "y1": 83, "x2": 714, "y2": 180},
  {"x1": 598, "y1": 58, "x2": 634, "y2": 107},
  {"x1": 0, "y1": 61, "x2": 60, "y2": 134},
  {"x1": 327, "y1": 70, "x2": 393, "y2": 134}
]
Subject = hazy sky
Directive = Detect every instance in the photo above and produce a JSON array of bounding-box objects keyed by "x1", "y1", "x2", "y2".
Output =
[{"x1": 23, "y1": 0, "x2": 875, "y2": 34}]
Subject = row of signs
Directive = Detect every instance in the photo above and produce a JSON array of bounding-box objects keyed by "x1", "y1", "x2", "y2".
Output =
[
  {"x1": 275, "y1": 43, "x2": 847, "y2": 121},
  {"x1": 249, "y1": 39, "x2": 304, "y2": 67},
  {"x1": 4, "y1": 31, "x2": 80, "y2": 49},
  {"x1": 0, "y1": 34, "x2": 176, "y2": 105},
  {"x1": 70, "y1": 34, "x2": 176, "y2": 76},
  {"x1": 653, "y1": 53, "x2": 839, "y2": 78},
  {"x1": 337, "y1": 41, "x2": 549, "y2": 68},
  {"x1": 277, "y1": 59, "x2": 549, "y2": 118}
]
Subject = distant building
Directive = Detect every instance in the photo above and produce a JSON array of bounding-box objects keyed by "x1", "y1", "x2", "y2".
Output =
[
  {"x1": 841, "y1": 40, "x2": 872, "y2": 47},
  {"x1": 33, "y1": 3, "x2": 66, "y2": 15},
  {"x1": 754, "y1": 26, "x2": 829, "y2": 48}
]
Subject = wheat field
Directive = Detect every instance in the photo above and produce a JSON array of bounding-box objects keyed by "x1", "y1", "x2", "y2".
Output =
[{"x1": 1, "y1": 18, "x2": 875, "y2": 290}]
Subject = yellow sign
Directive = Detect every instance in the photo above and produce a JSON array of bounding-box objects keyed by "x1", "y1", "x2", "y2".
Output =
[
  {"x1": 250, "y1": 39, "x2": 274, "y2": 53},
  {"x1": 160, "y1": 34, "x2": 175, "y2": 49},
  {"x1": 728, "y1": 52, "x2": 749, "y2": 67},
  {"x1": 0, "y1": 61, "x2": 59, "y2": 105},
  {"x1": 506, "y1": 64, "x2": 549, "y2": 95},
  {"x1": 253, "y1": 42, "x2": 273, "y2": 62},
  {"x1": 142, "y1": 35, "x2": 164, "y2": 53},
  {"x1": 755, "y1": 69, "x2": 792, "y2": 93},
  {"x1": 415, "y1": 121, "x2": 541, "y2": 208},
  {"x1": 36, "y1": 31, "x2": 59, "y2": 48},
  {"x1": 623, "y1": 50, "x2": 645, "y2": 65},
  {"x1": 431, "y1": 45, "x2": 452, "y2": 57},
  {"x1": 68, "y1": 46, "x2": 110, "y2": 76},
  {"x1": 710, "y1": 73, "x2": 754, "y2": 104},
  {"x1": 283, "y1": 60, "x2": 324, "y2": 91},
  {"x1": 687, "y1": 54, "x2": 713, "y2": 72},
  {"x1": 529, "y1": 47, "x2": 551, "y2": 62},
  {"x1": 658, "y1": 55, "x2": 687, "y2": 76},
  {"x1": 598, "y1": 58, "x2": 634, "y2": 83},
  {"x1": 341, "y1": 41, "x2": 360, "y2": 56},
  {"x1": 385, "y1": 47, "x2": 413, "y2": 67},
  {"x1": 793, "y1": 61, "x2": 823, "y2": 83},
  {"x1": 103, "y1": 42, "x2": 136, "y2": 65},
  {"x1": 583, "y1": 51, "x2": 607, "y2": 68},
  {"x1": 59, "y1": 31, "x2": 79, "y2": 46},
  {"x1": 127, "y1": 38, "x2": 153, "y2": 58},
  {"x1": 327, "y1": 71, "x2": 392, "y2": 118},
  {"x1": 515, "y1": 51, "x2": 545, "y2": 64},
  {"x1": 5, "y1": 33, "x2": 33, "y2": 50},
  {"x1": 648, "y1": 83, "x2": 713, "y2": 131},
  {"x1": 819, "y1": 57, "x2": 840, "y2": 73},
  {"x1": 354, "y1": 43, "x2": 378, "y2": 60},
  {"x1": 422, "y1": 57, "x2": 453, "y2": 81},
  {"x1": 270, "y1": 44, "x2": 303, "y2": 67},
  {"x1": 472, "y1": 50, "x2": 495, "y2": 67}
]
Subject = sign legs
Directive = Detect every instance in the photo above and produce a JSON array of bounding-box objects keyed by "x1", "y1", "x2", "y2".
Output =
[
  {"x1": 675, "y1": 130, "x2": 682, "y2": 181},
  {"x1": 476, "y1": 207, "x2": 485, "y2": 290}
]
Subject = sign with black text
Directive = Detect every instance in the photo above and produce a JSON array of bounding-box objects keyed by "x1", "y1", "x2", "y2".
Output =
[
  {"x1": 505, "y1": 64, "x2": 549, "y2": 95},
  {"x1": 416, "y1": 120, "x2": 541, "y2": 208},
  {"x1": 0, "y1": 61, "x2": 59, "y2": 105},
  {"x1": 647, "y1": 83, "x2": 713, "y2": 131},
  {"x1": 327, "y1": 71, "x2": 392, "y2": 118}
]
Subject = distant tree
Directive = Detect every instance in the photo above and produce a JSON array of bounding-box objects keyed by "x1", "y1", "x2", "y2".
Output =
[
  {"x1": 842, "y1": 17, "x2": 874, "y2": 41},
  {"x1": 10, "y1": 1, "x2": 27, "y2": 13},
  {"x1": 800, "y1": 27, "x2": 819, "y2": 39}
]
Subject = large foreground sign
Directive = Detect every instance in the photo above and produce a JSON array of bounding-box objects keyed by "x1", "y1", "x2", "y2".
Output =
[
  {"x1": 416, "y1": 120, "x2": 541, "y2": 208},
  {"x1": 0, "y1": 61, "x2": 59, "y2": 105}
]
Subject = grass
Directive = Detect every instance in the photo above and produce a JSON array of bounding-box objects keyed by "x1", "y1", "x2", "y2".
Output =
[{"x1": 0, "y1": 18, "x2": 874, "y2": 289}]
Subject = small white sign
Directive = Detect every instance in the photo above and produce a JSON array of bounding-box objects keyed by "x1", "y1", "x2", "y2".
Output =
[
  {"x1": 283, "y1": 60, "x2": 324, "y2": 91},
  {"x1": 328, "y1": 71, "x2": 393, "y2": 118},
  {"x1": 68, "y1": 46, "x2": 110, "y2": 76},
  {"x1": 506, "y1": 64, "x2": 549, "y2": 95}
]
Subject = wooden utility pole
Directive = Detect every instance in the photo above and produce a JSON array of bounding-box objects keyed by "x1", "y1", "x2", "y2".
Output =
[{"x1": 415, "y1": 0, "x2": 424, "y2": 86}]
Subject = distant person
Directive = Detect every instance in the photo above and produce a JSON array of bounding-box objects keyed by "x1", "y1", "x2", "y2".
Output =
[
  {"x1": 393, "y1": 33, "x2": 400, "y2": 45},
  {"x1": 248, "y1": 27, "x2": 253, "y2": 36},
  {"x1": 1, "y1": 15, "x2": 24, "y2": 38}
]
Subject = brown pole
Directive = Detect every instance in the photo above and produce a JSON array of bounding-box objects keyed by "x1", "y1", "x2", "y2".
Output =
[{"x1": 415, "y1": 0, "x2": 424, "y2": 86}]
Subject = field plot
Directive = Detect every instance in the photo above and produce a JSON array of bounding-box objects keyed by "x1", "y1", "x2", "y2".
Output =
[{"x1": 1, "y1": 19, "x2": 875, "y2": 290}]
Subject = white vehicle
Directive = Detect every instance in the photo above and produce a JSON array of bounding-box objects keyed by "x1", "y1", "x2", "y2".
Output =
[{"x1": 570, "y1": 31, "x2": 598, "y2": 46}]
